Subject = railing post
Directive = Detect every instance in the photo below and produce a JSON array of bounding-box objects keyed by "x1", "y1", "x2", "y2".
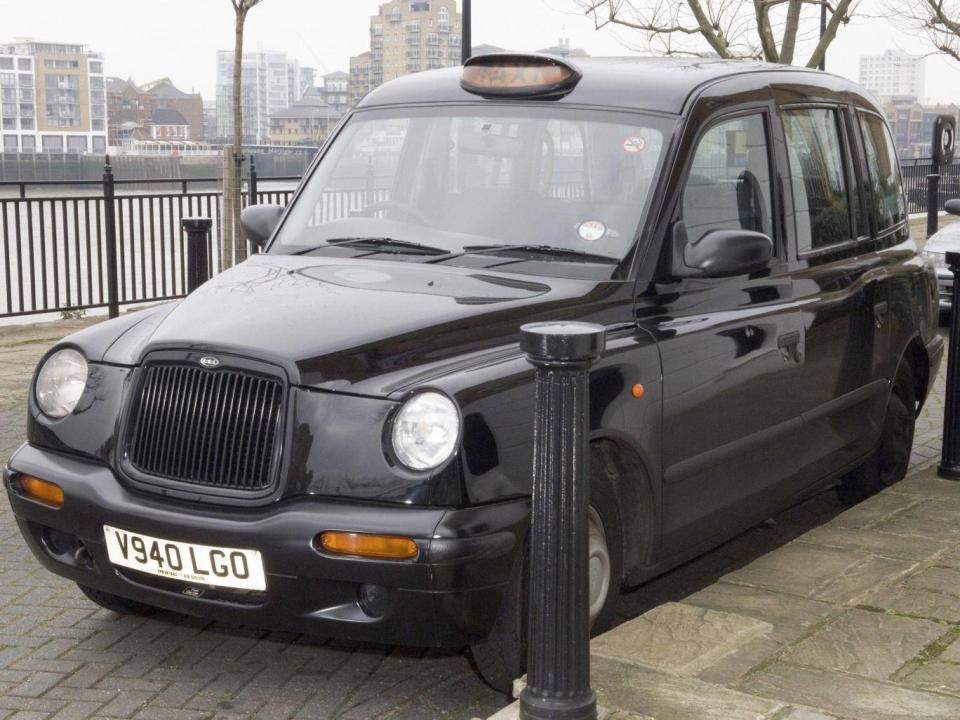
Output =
[
  {"x1": 519, "y1": 321, "x2": 605, "y2": 720},
  {"x1": 102, "y1": 156, "x2": 119, "y2": 319},
  {"x1": 939, "y1": 251, "x2": 960, "y2": 480},
  {"x1": 249, "y1": 155, "x2": 258, "y2": 206},
  {"x1": 928, "y1": 173, "x2": 941, "y2": 239},
  {"x1": 182, "y1": 217, "x2": 212, "y2": 294}
]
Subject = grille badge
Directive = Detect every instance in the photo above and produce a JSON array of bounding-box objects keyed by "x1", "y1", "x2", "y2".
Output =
[{"x1": 199, "y1": 355, "x2": 220, "y2": 368}]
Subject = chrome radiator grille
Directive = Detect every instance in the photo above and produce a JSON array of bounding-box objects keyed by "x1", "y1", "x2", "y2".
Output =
[{"x1": 127, "y1": 363, "x2": 283, "y2": 493}]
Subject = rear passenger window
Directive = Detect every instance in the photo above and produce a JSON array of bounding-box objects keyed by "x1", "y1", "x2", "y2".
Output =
[
  {"x1": 783, "y1": 108, "x2": 851, "y2": 253},
  {"x1": 682, "y1": 114, "x2": 773, "y2": 245},
  {"x1": 859, "y1": 112, "x2": 907, "y2": 232}
]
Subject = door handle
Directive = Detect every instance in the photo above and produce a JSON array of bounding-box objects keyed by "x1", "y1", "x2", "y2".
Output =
[
  {"x1": 778, "y1": 331, "x2": 801, "y2": 362},
  {"x1": 874, "y1": 301, "x2": 888, "y2": 329}
]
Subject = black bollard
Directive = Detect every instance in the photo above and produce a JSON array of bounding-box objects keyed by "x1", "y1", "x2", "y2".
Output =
[
  {"x1": 519, "y1": 321, "x2": 605, "y2": 720},
  {"x1": 182, "y1": 217, "x2": 212, "y2": 294},
  {"x1": 103, "y1": 158, "x2": 119, "y2": 319},
  {"x1": 928, "y1": 174, "x2": 941, "y2": 239},
  {"x1": 939, "y1": 251, "x2": 960, "y2": 480}
]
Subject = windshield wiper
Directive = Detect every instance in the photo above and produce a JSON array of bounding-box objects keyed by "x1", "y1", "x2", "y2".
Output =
[
  {"x1": 430, "y1": 244, "x2": 620, "y2": 265},
  {"x1": 294, "y1": 237, "x2": 449, "y2": 256}
]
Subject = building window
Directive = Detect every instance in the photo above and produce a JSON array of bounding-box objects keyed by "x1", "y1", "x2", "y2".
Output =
[
  {"x1": 1, "y1": 102, "x2": 15, "y2": 116},
  {"x1": 1, "y1": 118, "x2": 14, "y2": 129},
  {"x1": 439, "y1": 6, "x2": 448, "y2": 22},
  {"x1": 2, "y1": 134, "x2": 16, "y2": 151},
  {"x1": 0, "y1": 58, "x2": 12, "y2": 70},
  {"x1": 17, "y1": 73, "x2": 31, "y2": 87},
  {"x1": 17, "y1": 57, "x2": 31, "y2": 71},
  {"x1": 92, "y1": 136, "x2": 106, "y2": 152},
  {"x1": 0, "y1": 74, "x2": 14, "y2": 87},
  {"x1": 42, "y1": 135, "x2": 63, "y2": 152},
  {"x1": 20, "y1": 117, "x2": 33, "y2": 129},
  {"x1": 22, "y1": 135, "x2": 35, "y2": 151},
  {"x1": 89, "y1": 60, "x2": 103, "y2": 74},
  {"x1": 92, "y1": 119, "x2": 104, "y2": 131}
]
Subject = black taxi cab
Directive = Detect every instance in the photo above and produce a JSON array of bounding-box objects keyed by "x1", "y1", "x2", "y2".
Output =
[{"x1": 4, "y1": 54, "x2": 942, "y2": 691}]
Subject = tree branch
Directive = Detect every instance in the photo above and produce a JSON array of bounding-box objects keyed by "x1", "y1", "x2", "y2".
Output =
[
  {"x1": 779, "y1": 0, "x2": 803, "y2": 64},
  {"x1": 753, "y1": 0, "x2": 780, "y2": 61}
]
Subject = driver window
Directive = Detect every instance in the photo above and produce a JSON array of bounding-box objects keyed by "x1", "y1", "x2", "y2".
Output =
[{"x1": 682, "y1": 114, "x2": 774, "y2": 245}]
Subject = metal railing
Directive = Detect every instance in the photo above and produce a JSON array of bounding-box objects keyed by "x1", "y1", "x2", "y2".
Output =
[
  {"x1": 901, "y1": 158, "x2": 960, "y2": 215},
  {"x1": 0, "y1": 160, "x2": 300, "y2": 319}
]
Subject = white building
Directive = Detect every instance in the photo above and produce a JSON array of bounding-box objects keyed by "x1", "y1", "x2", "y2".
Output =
[
  {"x1": 859, "y1": 50, "x2": 926, "y2": 102},
  {"x1": 0, "y1": 39, "x2": 107, "y2": 154},
  {"x1": 216, "y1": 49, "x2": 311, "y2": 144}
]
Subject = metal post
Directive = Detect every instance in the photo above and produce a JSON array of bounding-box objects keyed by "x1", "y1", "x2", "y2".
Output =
[
  {"x1": 819, "y1": 2, "x2": 827, "y2": 71},
  {"x1": 182, "y1": 217, "x2": 212, "y2": 294},
  {"x1": 102, "y1": 156, "x2": 119, "y2": 319},
  {"x1": 461, "y1": 0, "x2": 472, "y2": 63},
  {"x1": 249, "y1": 155, "x2": 258, "y2": 206},
  {"x1": 928, "y1": 173, "x2": 941, "y2": 239},
  {"x1": 519, "y1": 321, "x2": 605, "y2": 720},
  {"x1": 939, "y1": 252, "x2": 960, "y2": 479}
]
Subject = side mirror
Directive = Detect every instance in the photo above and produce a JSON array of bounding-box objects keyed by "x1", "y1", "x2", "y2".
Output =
[
  {"x1": 946, "y1": 199, "x2": 960, "y2": 217},
  {"x1": 672, "y1": 224, "x2": 773, "y2": 278},
  {"x1": 239, "y1": 204, "x2": 284, "y2": 248}
]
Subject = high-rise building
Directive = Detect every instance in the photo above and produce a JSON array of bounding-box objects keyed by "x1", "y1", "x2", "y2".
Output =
[
  {"x1": 859, "y1": 50, "x2": 926, "y2": 102},
  {"x1": 349, "y1": 0, "x2": 462, "y2": 107},
  {"x1": 287, "y1": 61, "x2": 317, "y2": 107},
  {"x1": 216, "y1": 49, "x2": 303, "y2": 144},
  {"x1": 0, "y1": 39, "x2": 107, "y2": 154}
]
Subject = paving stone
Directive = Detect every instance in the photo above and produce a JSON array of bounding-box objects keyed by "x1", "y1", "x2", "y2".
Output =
[
  {"x1": 863, "y1": 583, "x2": 960, "y2": 623},
  {"x1": 681, "y1": 583, "x2": 837, "y2": 643},
  {"x1": 904, "y1": 661, "x2": 960, "y2": 696},
  {"x1": 826, "y1": 491, "x2": 921, "y2": 529},
  {"x1": 741, "y1": 661, "x2": 960, "y2": 719},
  {"x1": 592, "y1": 655, "x2": 784, "y2": 720},
  {"x1": 797, "y1": 524, "x2": 947, "y2": 562},
  {"x1": 591, "y1": 602, "x2": 772, "y2": 677},
  {"x1": 780, "y1": 608, "x2": 946, "y2": 680}
]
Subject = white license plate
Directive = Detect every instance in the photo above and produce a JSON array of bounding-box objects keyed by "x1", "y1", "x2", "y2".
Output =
[{"x1": 103, "y1": 525, "x2": 266, "y2": 591}]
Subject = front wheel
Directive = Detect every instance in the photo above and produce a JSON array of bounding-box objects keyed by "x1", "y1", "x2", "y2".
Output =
[
  {"x1": 469, "y1": 469, "x2": 623, "y2": 692},
  {"x1": 838, "y1": 360, "x2": 916, "y2": 505}
]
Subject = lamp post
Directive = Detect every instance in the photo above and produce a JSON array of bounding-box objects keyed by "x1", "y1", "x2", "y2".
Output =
[{"x1": 462, "y1": 0, "x2": 472, "y2": 63}]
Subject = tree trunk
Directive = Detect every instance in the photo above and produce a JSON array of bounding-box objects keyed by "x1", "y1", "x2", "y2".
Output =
[{"x1": 228, "y1": 7, "x2": 248, "y2": 268}]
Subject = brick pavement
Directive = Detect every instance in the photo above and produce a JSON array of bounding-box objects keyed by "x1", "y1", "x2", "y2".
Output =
[{"x1": 0, "y1": 313, "x2": 952, "y2": 720}]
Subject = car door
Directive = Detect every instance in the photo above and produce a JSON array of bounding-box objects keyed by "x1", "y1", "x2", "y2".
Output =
[
  {"x1": 644, "y1": 107, "x2": 810, "y2": 555},
  {"x1": 778, "y1": 104, "x2": 891, "y2": 485}
]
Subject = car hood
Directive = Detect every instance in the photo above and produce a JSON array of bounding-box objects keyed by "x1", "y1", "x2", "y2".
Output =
[
  {"x1": 924, "y1": 221, "x2": 960, "y2": 253},
  {"x1": 98, "y1": 254, "x2": 628, "y2": 396}
]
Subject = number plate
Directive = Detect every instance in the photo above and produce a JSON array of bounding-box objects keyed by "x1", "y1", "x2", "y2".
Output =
[{"x1": 103, "y1": 525, "x2": 266, "y2": 591}]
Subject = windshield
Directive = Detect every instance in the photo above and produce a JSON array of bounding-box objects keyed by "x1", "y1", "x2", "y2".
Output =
[{"x1": 270, "y1": 105, "x2": 673, "y2": 278}]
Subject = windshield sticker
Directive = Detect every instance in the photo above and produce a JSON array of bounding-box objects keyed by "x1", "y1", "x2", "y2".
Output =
[
  {"x1": 578, "y1": 220, "x2": 607, "y2": 242},
  {"x1": 622, "y1": 136, "x2": 646, "y2": 153}
]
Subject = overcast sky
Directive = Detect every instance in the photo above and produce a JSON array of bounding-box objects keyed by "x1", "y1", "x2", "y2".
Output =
[{"x1": 4, "y1": 0, "x2": 960, "y2": 104}]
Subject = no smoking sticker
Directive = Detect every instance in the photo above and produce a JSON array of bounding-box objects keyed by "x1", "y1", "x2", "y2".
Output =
[
  {"x1": 578, "y1": 220, "x2": 606, "y2": 242},
  {"x1": 622, "y1": 136, "x2": 646, "y2": 153}
]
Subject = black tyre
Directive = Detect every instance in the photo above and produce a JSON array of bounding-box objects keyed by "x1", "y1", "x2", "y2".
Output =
[
  {"x1": 78, "y1": 584, "x2": 158, "y2": 616},
  {"x1": 838, "y1": 360, "x2": 916, "y2": 505},
  {"x1": 469, "y1": 458, "x2": 624, "y2": 693}
]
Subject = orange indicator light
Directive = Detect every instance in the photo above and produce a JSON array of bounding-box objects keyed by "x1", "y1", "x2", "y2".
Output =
[
  {"x1": 317, "y1": 532, "x2": 419, "y2": 561},
  {"x1": 20, "y1": 475, "x2": 64, "y2": 508},
  {"x1": 631, "y1": 384, "x2": 645, "y2": 399}
]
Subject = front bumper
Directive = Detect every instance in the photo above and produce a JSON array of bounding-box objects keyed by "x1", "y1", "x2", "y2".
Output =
[{"x1": 4, "y1": 443, "x2": 527, "y2": 648}]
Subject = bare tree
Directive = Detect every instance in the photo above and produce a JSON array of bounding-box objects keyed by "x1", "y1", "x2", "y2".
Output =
[
  {"x1": 224, "y1": 0, "x2": 264, "y2": 270},
  {"x1": 900, "y1": 0, "x2": 960, "y2": 62},
  {"x1": 576, "y1": 0, "x2": 859, "y2": 68}
]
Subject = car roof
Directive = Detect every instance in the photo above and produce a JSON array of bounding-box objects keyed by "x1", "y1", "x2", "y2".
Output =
[{"x1": 355, "y1": 56, "x2": 870, "y2": 116}]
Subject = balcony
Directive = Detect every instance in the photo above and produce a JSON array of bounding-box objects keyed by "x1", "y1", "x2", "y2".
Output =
[{"x1": 438, "y1": 22, "x2": 451, "y2": 32}]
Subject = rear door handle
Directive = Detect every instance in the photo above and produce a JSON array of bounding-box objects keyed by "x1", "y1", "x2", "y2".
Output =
[{"x1": 778, "y1": 331, "x2": 801, "y2": 362}]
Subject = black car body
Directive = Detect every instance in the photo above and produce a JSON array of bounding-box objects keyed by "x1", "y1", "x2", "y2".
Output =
[{"x1": 4, "y1": 55, "x2": 943, "y2": 689}]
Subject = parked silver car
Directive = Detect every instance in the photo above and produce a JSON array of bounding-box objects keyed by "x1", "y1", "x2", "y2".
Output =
[{"x1": 921, "y1": 200, "x2": 960, "y2": 314}]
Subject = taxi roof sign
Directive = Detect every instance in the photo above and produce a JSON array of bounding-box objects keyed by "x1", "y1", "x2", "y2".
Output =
[{"x1": 460, "y1": 53, "x2": 582, "y2": 99}]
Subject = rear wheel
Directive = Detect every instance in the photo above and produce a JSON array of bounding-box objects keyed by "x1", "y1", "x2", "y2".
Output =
[
  {"x1": 469, "y1": 461, "x2": 623, "y2": 692},
  {"x1": 78, "y1": 585, "x2": 158, "y2": 616},
  {"x1": 838, "y1": 360, "x2": 916, "y2": 505}
]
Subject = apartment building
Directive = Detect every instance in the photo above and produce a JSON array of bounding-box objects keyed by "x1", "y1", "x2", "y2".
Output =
[
  {"x1": 859, "y1": 50, "x2": 926, "y2": 102},
  {"x1": 349, "y1": 0, "x2": 462, "y2": 106},
  {"x1": 0, "y1": 39, "x2": 107, "y2": 154},
  {"x1": 883, "y1": 100, "x2": 960, "y2": 158}
]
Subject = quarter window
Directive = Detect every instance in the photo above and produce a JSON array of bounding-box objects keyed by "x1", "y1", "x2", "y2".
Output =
[
  {"x1": 782, "y1": 108, "x2": 851, "y2": 253},
  {"x1": 859, "y1": 112, "x2": 906, "y2": 232},
  {"x1": 682, "y1": 114, "x2": 773, "y2": 245}
]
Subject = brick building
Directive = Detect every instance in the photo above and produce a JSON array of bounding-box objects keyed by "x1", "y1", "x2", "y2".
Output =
[{"x1": 106, "y1": 76, "x2": 202, "y2": 147}]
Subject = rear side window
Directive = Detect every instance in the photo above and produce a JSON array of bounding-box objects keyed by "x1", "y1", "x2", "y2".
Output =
[
  {"x1": 859, "y1": 112, "x2": 907, "y2": 232},
  {"x1": 682, "y1": 114, "x2": 773, "y2": 245},
  {"x1": 782, "y1": 108, "x2": 851, "y2": 253}
]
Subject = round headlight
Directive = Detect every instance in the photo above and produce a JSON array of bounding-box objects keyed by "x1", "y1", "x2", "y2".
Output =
[
  {"x1": 35, "y1": 348, "x2": 88, "y2": 418},
  {"x1": 390, "y1": 392, "x2": 460, "y2": 471}
]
